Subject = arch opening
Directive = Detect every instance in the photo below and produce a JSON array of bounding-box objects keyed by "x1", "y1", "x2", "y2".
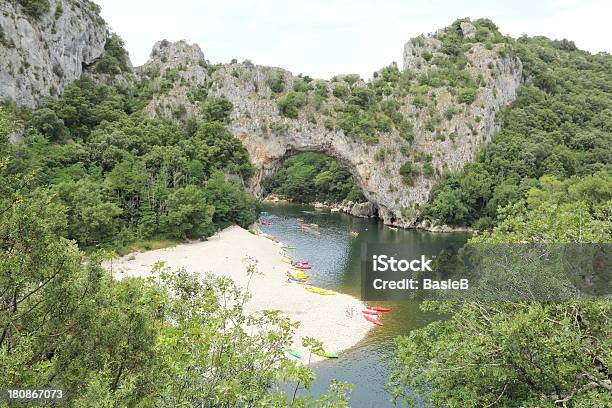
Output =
[{"x1": 261, "y1": 151, "x2": 377, "y2": 219}]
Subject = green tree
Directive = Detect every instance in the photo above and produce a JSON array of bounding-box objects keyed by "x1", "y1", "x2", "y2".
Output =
[
  {"x1": 54, "y1": 179, "x2": 123, "y2": 246},
  {"x1": 203, "y1": 172, "x2": 260, "y2": 228},
  {"x1": 161, "y1": 185, "x2": 214, "y2": 238}
]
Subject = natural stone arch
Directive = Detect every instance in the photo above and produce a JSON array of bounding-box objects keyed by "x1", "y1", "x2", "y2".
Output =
[{"x1": 136, "y1": 30, "x2": 522, "y2": 227}]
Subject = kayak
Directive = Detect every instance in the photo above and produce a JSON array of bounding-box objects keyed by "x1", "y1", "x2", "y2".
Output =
[
  {"x1": 286, "y1": 349, "x2": 302, "y2": 359},
  {"x1": 362, "y1": 310, "x2": 381, "y2": 316},
  {"x1": 281, "y1": 245, "x2": 296, "y2": 249},
  {"x1": 292, "y1": 264, "x2": 311, "y2": 270},
  {"x1": 305, "y1": 287, "x2": 336, "y2": 296},
  {"x1": 288, "y1": 277, "x2": 308, "y2": 283},
  {"x1": 366, "y1": 306, "x2": 391, "y2": 312},
  {"x1": 364, "y1": 315, "x2": 384, "y2": 327},
  {"x1": 324, "y1": 352, "x2": 338, "y2": 359}
]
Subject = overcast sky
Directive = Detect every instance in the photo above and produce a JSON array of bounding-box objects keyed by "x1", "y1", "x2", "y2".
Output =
[{"x1": 95, "y1": 0, "x2": 611, "y2": 80}]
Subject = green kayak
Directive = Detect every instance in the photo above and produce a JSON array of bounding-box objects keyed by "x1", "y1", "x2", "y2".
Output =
[
  {"x1": 324, "y1": 352, "x2": 338, "y2": 359},
  {"x1": 286, "y1": 349, "x2": 302, "y2": 359}
]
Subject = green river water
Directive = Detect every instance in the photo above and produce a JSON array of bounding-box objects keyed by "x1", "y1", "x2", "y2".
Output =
[{"x1": 260, "y1": 203, "x2": 469, "y2": 407}]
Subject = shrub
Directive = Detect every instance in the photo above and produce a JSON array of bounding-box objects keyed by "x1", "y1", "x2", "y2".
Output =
[
  {"x1": 399, "y1": 162, "x2": 418, "y2": 185},
  {"x1": 332, "y1": 85, "x2": 350, "y2": 100},
  {"x1": 94, "y1": 34, "x2": 131, "y2": 75},
  {"x1": 267, "y1": 72, "x2": 285, "y2": 93},
  {"x1": 17, "y1": 0, "x2": 50, "y2": 18},
  {"x1": 277, "y1": 91, "x2": 308, "y2": 118},
  {"x1": 202, "y1": 97, "x2": 233, "y2": 122},
  {"x1": 457, "y1": 87, "x2": 477, "y2": 104}
]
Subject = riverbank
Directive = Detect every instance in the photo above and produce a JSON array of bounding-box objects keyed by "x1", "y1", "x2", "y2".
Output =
[
  {"x1": 264, "y1": 195, "x2": 478, "y2": 233},
  {"x1": 105, "y1": 225, "x2": 372, "y2": 364}
]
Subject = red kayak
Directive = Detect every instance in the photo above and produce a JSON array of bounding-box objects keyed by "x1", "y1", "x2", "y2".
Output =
[
  {"x1": 364, "y1": 315, "x2": 384, "y2": 327},
  {"x1": 362, "y1": 310, "x2": 381, "y2": 316},
  {"x1": 366, "y1": 306, "x2": 391, "y2": 312},
  {"x1": 292, "y1": 264, "x2": 311, "y2": 269}
]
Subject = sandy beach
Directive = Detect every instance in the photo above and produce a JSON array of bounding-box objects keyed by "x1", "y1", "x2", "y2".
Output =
[{"x1": 106, "y1": 225, "x2": 372, "y2": 363}]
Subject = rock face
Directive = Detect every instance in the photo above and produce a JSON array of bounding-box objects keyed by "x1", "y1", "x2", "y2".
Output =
[
  {"x1": 137, "y1": 24, "x2": 522, "y2": 227},
  {"x1": 0, "y1": 0, "x2": 107, "y2": 107}
]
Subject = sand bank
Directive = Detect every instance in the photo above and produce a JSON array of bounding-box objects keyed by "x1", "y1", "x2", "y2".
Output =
[{"x1": 106, "y1": 225, "x2": 372, "y2": 363}]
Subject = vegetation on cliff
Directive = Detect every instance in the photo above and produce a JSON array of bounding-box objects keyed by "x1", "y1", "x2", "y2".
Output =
[{"x1": 425, "y1": 33, "x2": 612, "y2": 229}]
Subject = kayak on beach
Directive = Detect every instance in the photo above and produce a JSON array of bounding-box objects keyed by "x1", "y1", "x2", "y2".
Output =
[
  {"x1": 286, "y1": 349, "x2": 302, "y2": 359},
  {"x1": 366, "y1": 306, "x2": 391, "y2": 312},
  {"x1": 364, "y1": 315, "x2": 384, "y2": 327},
  {"x1": 362, "y1": 310, "x2": 381, "y2": 316}
]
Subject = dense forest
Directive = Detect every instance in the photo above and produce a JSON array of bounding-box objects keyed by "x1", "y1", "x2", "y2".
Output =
[
  {"x1": 1, "y1": 76, "x2": 259, "y2": 253},
  {"x1": 264, "y1": 152, "x2": 364, "y2": 203},
  {"x1": 424, "y1": 32, "x2": 612, "y2": 229}
]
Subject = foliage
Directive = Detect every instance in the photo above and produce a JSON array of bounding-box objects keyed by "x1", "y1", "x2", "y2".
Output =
[
  {"x1": 389, "y1": 175, "x2": 611, "y2": 407},
  {"x1": 3, "y1": 78, "x2": 256, "y2": 251},
  {"x1": 203, "y1": 171, "x2": 260, "y2": 228},
  {"x1": 399, "y1": 162, "x2": 418, "y2": 185},
  {"x1": 0, "y1": 107, "x2": 15, "y2": 141},
  {"x1": 278, "y1": 91, "x2": 308, "y2": 118},
  {"x1": 0, "y1": 186, "x2": 349, "y2": 405},
  {"x1": 425, "y1": 35, "x2": 612, "y2": 227},
  {"x1": 93, "y1": 33, "x2": 131, "y2": 75},
  {"x1": 389, "y1": 300, "x2": 611, "y2": 407},
  {"x1": 15, "y1": 0, "x2": 50, "y2": 18},
  {"x1": 267, "y1": 71, "x2": 286, "y2": 93},
  {"x1": 264, "y1": 152, "x2": 365, "y2": 203},
  {"x1": 201, "y1": 96, "x2": 233, "y2": 122}
]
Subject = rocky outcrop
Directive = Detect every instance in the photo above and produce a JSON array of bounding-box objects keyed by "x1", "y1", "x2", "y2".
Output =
[
  {"x1": 135, "y1": 40, "x2": 210, "y2": 119},
  {"x1": 0, "y1": 0, "x2": 107, "y2": 107},
  {"x1": 137, "y1": 21, "x2": 522, "y2": 227},
  {"x1": 340, "y1": 201, "x2": 376, "y2": 218}
]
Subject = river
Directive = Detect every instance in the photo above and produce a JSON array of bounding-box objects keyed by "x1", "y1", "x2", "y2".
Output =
[{"x1": 259, "y1": 203, "x2": 469, "y2": 407}]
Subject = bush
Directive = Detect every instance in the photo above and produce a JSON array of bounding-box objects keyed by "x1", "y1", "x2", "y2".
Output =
[
  {"x1": 277, "y1": 91, "x2": 308, "y2": 118},
  {"x1": 203, "y1": 172, "x2": 259, "y2": 228},
  {"x1": 161, "y1": 185, "x2": 215, "y2": 239},
  {"x1": 93, "y1": 34, "x2": 131, "y2": 75},
  {"x1": 202, "y1": 96, "x2": 233, "y2": 122},
  {"x1": 17, "y1": 0, "x2": 50, "y2": 18},
  {"x1": 457, "y1": 87, "x2": 477, "y2": 104},
  {"x1": 399, "y1": 162, "x2": 418, "y2": 185},
  {"x1": 267, "y1": 72, "x2": 285, "y2": 93}
]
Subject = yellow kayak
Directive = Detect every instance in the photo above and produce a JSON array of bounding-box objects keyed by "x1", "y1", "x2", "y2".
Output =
[{"x1": 305, "y1": 286, "x2": 336, "y2": 296}]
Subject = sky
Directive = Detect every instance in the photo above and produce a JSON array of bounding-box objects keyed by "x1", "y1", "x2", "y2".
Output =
[{"x1": 95, "y1": 0, "x2": 611, "y2": 80}]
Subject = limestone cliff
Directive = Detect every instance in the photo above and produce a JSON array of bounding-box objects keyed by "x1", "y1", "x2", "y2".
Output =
[
  {"x1": 0, "y1": 0, "x2": 107, "y2": 107},
  {"x1": 137, "y1": 20, "x2": 522, "y2": 227},
  {"x1": 0, "y1": 10, "x2": 522, "y2": 228}
]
